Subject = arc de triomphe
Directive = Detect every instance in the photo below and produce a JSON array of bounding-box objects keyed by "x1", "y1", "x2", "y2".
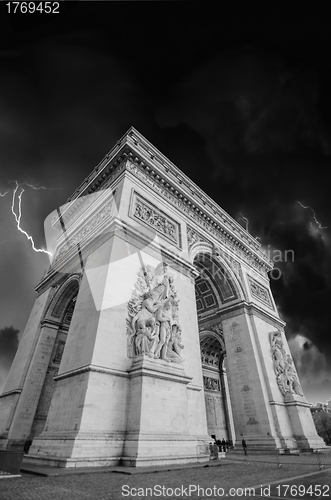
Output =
[{"x1": 0, "y1": 127, "x2": 323, "y2": 467}]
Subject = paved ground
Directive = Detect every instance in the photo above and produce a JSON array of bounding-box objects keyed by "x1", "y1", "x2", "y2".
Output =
[{"x1": 1, "y1": 457, "x2": 331, "y2": 500}]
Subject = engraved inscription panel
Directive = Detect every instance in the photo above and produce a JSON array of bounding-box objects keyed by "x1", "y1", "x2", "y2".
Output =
[
  {"x1": 205, "y1": 396, "x2": 216, "y2": 427},
  {"x1": 230, "y1": 321, "x2": 261, "y2": 429},
  {"x1": 35, "y1": 368, "x2": 58, "y2": 417}
]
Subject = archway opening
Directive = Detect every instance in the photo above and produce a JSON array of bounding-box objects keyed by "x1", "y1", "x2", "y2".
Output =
[
  {"x1": 194, "y1": 253, "x2": 239, "y2": 444},
  {"x1": 30, "y1": 285, "x2": 78, "y2": 439},
  {"x1": 200, "y1": 334, "x2": 230, "y2": 441}
]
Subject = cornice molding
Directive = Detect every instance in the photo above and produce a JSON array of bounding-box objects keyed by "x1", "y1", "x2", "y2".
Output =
[
  {"x1": 0, "y1": 389, "x2": 21, "y2": 399},
  {"x1": 54, "y1": 364, "x2": 129, "y2": 382},
  {"x1": 40, "y1": 318, "x2": 62, "y2": 329},
  {"x1": 125, "y1": 158, "x2": 272, "y2": 275}
]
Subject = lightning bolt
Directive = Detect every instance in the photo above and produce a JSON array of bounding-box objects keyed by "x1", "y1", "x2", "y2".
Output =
[
  {"x1": 7, "y1": 180, "x2": 49, "y2": 191},
  {"x1": 10, "y1": 181, "x2": 52, "y2": 256},
  {"x1": 239, "y1": 213, "x2": 249, "y2": 231},
  {"x1": 24, "y1": 183, "x2": 47, "y2": 190},
  {"x1": 0, "y1": 191, "x2": 8, "y2": 197},
  {"x1": 296, "y1": 201, "x2": 328, "y2": 230}
]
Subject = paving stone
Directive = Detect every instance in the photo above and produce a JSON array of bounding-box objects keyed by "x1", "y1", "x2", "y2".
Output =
[{"x1": 1, "y1": 459, "x2": 331, "y2": 500}]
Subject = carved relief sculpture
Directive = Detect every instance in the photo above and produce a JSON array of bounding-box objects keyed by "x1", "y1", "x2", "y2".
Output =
[
  {"x1": 130, "y1": 191, "x2": 181, "y2": 247},
  {"x1": 210, "y1": 323, "x2": 223, "y2": 336},
  {"x1": 270, "y1": 331, "x2": 303, "y2": 396},
  {"x1": 166, "y1": 323, "x2": 185, "y2": 363},
  {"x1": 127, "y1": 263, "x2": 184, "y2": 363},
  {"x1": 203, "y1": 376, "x2": 220, "y2": 392}
]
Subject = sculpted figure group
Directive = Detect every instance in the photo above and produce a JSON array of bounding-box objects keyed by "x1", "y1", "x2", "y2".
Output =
[
  {"x1": 127, "y1": 263, "x2": 184, "y2": 363},
  {"x1": 270, "y1": 331, "x2": 303, "y2": 397}
]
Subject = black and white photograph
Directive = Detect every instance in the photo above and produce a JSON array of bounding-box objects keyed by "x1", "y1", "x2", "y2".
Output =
[{"x1": 1, "y1": 2, "x2": 331, "y2": 498}]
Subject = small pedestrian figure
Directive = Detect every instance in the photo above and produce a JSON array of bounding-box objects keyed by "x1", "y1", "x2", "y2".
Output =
[
  {"x1": 221, "y1": 438, "x2": 226, "y2": 452},
  {"x1": 242, "y1": 438, "x2": 247, "y2": 456},
  {"x1": 24, "y1": 436, "x2": 32, "y2": 454},
  {"x1": 212, "y1": 442, "x2": 219, "y2": 460},
  {"x1": 216, "y1": 439, "x2": 222, "y2": 452},
  {"x1": 225, "y1": 439, "x2": 229, "y2": 452},
  {"x1": 209, "y1": 441, "x2": 218, "y2": 460}
]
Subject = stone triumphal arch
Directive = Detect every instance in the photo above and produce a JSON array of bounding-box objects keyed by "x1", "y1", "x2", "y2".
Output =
[{"x1": 0, "y1": 127, "x2": 323, "y2": 467}]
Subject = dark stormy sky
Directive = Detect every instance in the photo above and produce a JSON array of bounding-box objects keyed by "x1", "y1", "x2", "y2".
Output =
[{"x1": 0, "y1": 3, "x2": 330, "y2": 404}]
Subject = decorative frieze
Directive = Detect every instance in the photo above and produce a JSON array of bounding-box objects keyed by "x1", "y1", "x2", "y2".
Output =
[
  {"x1": 52, "y1": 189, "x2": 117, "y2": 233},
  {"x1": 248, "y1": 275, "x2": 274, "y2": 309},
  {"x1": 129, "y1": 191, "x2": 181, "y2": 247},
  {"x1": 53, "y1": 202, "x2": 112, "y2": 264}
]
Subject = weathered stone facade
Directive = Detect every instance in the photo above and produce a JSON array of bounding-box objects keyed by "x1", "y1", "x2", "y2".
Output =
[{"x1": 0, "y1": 127, "x2": 324, "y2": 467}]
